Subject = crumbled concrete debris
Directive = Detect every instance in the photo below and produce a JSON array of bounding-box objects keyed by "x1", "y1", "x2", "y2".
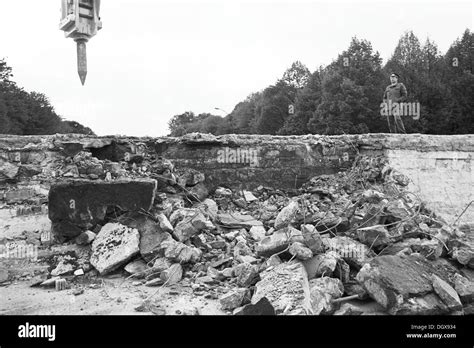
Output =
[
  {"x1": 453, "y1": 274, "x2": 474, "y2": 304},
  {"x1": 431, "y1": 274, "x2": 463, "y2": 311},
  {"x1": 274, "y1": 200, "x2": 299, "y2": 230},
  {"x1": 252, "y1": 261, "x2": 312, "y2": 315},
  {"x1": 159, "y1": 238, "x2": 202, "y2": 264},
  {"x1": 171, "y1": 208, "x2": 214, "y2": 242},
  {"x1": 50, "y1": 255, "x2": 76, "y2": 276},
  {"x1": 220, "y1": 288, "x2": 250, "y2": 310},
  {"x1": 310, "y1": 277, "x2": 344, "y2": 315},
  {"x1": 90, "y1": 223, "x2": 140, "y2": 275},
  {"x1": 6, "y1": 146, "x2": 473, "y2": 316}
]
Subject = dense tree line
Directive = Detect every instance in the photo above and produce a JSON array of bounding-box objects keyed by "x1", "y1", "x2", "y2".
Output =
[
  {"x1": 168, "y1": 29, "x2": 473, "y2": 136},
  {"x1": 0, "y1": 59, "x2": 94, "y2": 135}
]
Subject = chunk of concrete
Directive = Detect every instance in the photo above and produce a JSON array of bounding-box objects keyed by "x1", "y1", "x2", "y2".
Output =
[
  {"x1": 252, "y1": 261, "x2": 312, "y2": 315},
  {"x1": 357, "y1": 225, "x2": 391, "y2": 248},
  {"x1": 117, "y1": 212, "x2": 171, "y2": 262},
  {"x1": 217, "y1": 212, "x2": 263, "y2": 229},
  {"x1": 274, "y1": 200, "x2": 299, "y2": 230},
  {"x1": 356, "y1": 255, "x2": 453, "y2": 314},
  {"x1": 431, "y1": 274, "x2": 463, "y2": 311},
  {"x1": 234, "y1": 262, "x2": 259, "y2": 287},
  {"x1": 323, "y1": 236, "x2": 374, "y2": 269},
  {"x1": 220, "y1": 288, "x2": 250, "y2": 310},
  {"x1": 171, "y1": 208, "x2": 214, "y2": 242},
  {"x1": 309, "y1": 277, "x2": 344, "y2": 315},
  {"x1": 256, "y1": 226, "x2": 304, "y2": 257},
  {"x1": 49, "y1": 179, "x2": 156, "y2": 238},
  {"x1": 453, "y1": 274, "x2": 474, "y2": 304},
  {"x1": 301, "y1": 224, "x2": 324, "y2": 254},
  {"x1": 234, "y1": 297, "x2": 275, "y2": 315},
  {"x1": 75, "y1": 231, "x2": 96, "y2": 245},
  {"x1": 302, "y1": 251, "x2": 340, "y2": 279},
  {"x1": 288, "y1": 242, "x2": 313, "y2": 260},
  {"x1": 158, "y1": 238, "x2": 202, "y2": 264},
  {"x1": 90, "y1": 223, "x2": 140, "y2": 275}
]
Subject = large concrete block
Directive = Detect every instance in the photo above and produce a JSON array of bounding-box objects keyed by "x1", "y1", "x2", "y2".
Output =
[{"x1": 48, "y1": 179, "x2": 156, "y2": 238}]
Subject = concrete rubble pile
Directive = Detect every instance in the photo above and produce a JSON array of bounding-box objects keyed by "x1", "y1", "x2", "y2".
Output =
[{"x1": 2, "y1": 143, "x2": 473, "y2": 316}]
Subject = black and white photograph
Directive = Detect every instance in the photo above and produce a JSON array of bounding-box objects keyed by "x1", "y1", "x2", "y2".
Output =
[{"x1": 0, "y1": 0, "x2": 473, "y2": 346}]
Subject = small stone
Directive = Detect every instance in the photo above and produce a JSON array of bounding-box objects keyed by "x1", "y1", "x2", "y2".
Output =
[
  {"x1": 249, "y1": 226, "x2": 266, "y2": 242},
  {"x1": 160, "y1": 263, "x2": 183, "y2": 285},
  {"x1": 40, "y1": 277, "x2": 60, "y2": 288},
  {"x1": 51, "y1": 256, "x2": 75, "y2": 276},
  {"x1": 238, "y1": 255, "x2": 258, "y2": 264},
  {"x1": 221, "y1": 267, "x2": 234, "y2": 278},
  {"x1": 75, "y1": 231, "x2": 97, "y2": 245},
  {"x1": 155, "y1": 213, "x2": 174, "y2": 233},
  {"x1": 0, "y1": 269, "x2": 9, "y2": 283},
  {"x1": 124, "y1": 260, "x2": 148, "y2": 275},
  {"x1": 220, "y1": 288, "x2": 250, "y2": 310},
  {"x1": 73, "y1": 288, "x2": 84, "y2": 296},
  {"x1": 243, "y1": 190, "x2": 258, "y2": 202},
  {"x1": 215, "y1": 187, "x2": 232, "y2": 197},
  {"x1": 74, "y1": 269, "x2": 85, "y2": 276},
  {"x1": 289, "y1": 242, "x2": 313, "y2": 260},
  {"x1": 153, "y1": 258, "x2": 172, "y2": 272},
  {"x1": 431, "y1": 274, "x2": 462, "y2": 311},
  {"x1": 267, "y1": 255, "x2": 282, "y2": 267}
]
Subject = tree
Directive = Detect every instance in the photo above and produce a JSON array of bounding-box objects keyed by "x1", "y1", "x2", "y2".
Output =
[
  {"x1": 0, "y1": 58, "x2": 94, "y2": 135},
  {"x1": 281, "y1": 61, "x2": 311, "y2": 89},
  {"x1": 168, "y1": 111, "x2": 196, "y2": 136}
]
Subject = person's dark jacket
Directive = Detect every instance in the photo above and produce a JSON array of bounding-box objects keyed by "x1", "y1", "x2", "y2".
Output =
[{"x1": 383, "y1": 82, "x2": 407, "y2": 103}]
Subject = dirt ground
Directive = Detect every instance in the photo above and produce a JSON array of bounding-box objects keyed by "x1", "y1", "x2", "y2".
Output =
[{"x1": 0, "y1": 276, "x2": 225, "y2": 315}]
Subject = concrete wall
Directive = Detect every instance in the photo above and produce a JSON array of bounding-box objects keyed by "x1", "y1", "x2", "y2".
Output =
[{"x1": 0, "y1": 133, "x2": 472, "y2": 239}]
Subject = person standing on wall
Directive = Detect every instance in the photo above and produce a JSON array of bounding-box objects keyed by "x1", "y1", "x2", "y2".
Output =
[{"x1": 383, "y1": 73, "x2": 407, "y2": 133}]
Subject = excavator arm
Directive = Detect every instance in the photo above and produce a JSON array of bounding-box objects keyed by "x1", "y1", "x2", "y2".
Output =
[{"x1": 59, "y1": 0, "x2": 102, "y2": 85}]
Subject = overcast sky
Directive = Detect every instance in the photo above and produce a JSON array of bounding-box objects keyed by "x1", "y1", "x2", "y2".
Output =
[{"x1": 1, "y1": 0, "x2": 472, "y2": 136}]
